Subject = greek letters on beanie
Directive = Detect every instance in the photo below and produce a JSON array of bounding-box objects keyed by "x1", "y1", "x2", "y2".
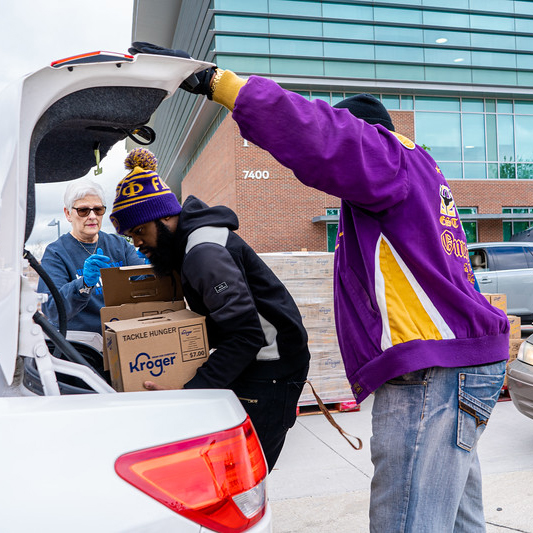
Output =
[
  {"x1": 333, "y1": 94, "x2": 395, "y2": 132},
  {"x1": 110, "y1": 148, "x2": 182, "y2": 234}
]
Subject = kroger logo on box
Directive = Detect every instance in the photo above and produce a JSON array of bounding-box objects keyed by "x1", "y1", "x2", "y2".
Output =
[{"x1": 104, "y1": 309, "x2": 209, "y2": 392}]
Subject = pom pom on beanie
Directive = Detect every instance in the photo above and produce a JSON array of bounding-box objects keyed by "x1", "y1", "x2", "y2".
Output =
[{"x1": 110, "y1": 148, "x2": 182, "y2": 235}]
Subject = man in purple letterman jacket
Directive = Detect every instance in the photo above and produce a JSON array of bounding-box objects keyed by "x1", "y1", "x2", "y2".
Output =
[{"x1": 129, "y1": 42, "x2": 510, "y2": 532}]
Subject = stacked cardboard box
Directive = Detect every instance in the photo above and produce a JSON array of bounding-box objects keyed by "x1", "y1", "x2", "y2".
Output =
[
  {"x1": 100, "y1": 265, "x2": 209, "y2": 392},
  {"x1": 482, "y1": 293, "x2": 523, "y2": 387},
  {"x1": 260, "y1": 252, "x2": 354, "y2": 406}
]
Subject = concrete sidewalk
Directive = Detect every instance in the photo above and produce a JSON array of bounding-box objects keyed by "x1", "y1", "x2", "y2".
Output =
[{"x1": 268, "y1": 395, "x2": 533, "y2": 533}]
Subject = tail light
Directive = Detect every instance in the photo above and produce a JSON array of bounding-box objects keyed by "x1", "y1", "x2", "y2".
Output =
[{"x1": 115, "y1": 416, "x2": 268, "y2": 532}]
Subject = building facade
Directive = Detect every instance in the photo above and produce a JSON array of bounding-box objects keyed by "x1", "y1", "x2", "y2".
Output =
[{"x1": 133, "y1": 0, "x2": 533, "y2": 252}]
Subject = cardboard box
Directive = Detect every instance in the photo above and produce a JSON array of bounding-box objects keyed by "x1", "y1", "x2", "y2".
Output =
[
  {"x1": 509, "y1": 338, "x2": 523, "y2": 361},
  {"x1": 507, "y1": 315, "x2": 521, "y2": 339},
  {"x1": 482, "y1": 293, "x2": 508, "y2": 314},
  {"x1": 100, "y1": 265, "x2": 184, "y2": 370},
  {"x1": 105, "y1": 309, "x2": 209, "y2": 392}
]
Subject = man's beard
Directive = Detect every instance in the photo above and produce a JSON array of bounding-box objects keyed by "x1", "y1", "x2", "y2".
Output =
[{"x1": 143, "y1": 219, "x2": 179, "y2": 278}]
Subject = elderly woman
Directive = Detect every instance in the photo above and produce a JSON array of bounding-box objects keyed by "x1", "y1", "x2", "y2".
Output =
[{"x1": 37, "y1": 179, "x2": 144, "y2": 337}]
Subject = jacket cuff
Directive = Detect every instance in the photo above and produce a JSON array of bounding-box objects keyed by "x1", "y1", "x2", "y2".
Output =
[{"x1": 212, "y1": 70, "x2": 247, "y2": 111}]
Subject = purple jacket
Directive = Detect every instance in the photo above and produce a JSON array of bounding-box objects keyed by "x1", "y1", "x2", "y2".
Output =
[{"x1": 232, "y1": 76, "x2": 509, "y2": 403}]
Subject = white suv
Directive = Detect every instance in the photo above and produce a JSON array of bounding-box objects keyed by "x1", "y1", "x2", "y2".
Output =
[{"x1": 0, "y1": 51, "x2": 271, "y2": 532}]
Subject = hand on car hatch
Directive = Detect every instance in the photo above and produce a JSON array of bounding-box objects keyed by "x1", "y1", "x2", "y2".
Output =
[
  {"x1": 143, "y1": 380, "x2": 166, "y2": 391},
  {"x1": 128, "y1": 41, "x2": 216, "y2": 98}
]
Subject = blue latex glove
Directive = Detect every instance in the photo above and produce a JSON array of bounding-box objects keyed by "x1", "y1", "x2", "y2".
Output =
[
  {"x1": 82, "y1": 248, "x2": 110, "y2": 287},
  {"x1": 137, "y1": 249, "x2": 150, "y2": 264}
]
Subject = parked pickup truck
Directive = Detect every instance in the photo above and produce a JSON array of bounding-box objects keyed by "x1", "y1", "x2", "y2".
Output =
[
  {"x1": 0, "y1": 51, "x2": 271, "y2": 533},
  {"x1": 468, "y1": 242, "x2": 533, "y2": 322}
]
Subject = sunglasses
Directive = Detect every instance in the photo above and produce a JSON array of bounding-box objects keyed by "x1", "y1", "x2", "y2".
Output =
[{"x1": 72, "y1": 206, "x2": 106, "y2": 217}]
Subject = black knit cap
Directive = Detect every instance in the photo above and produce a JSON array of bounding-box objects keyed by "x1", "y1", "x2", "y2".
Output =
[{"x1": 334, "y1": 94, "x2": 395, "y2": 131}]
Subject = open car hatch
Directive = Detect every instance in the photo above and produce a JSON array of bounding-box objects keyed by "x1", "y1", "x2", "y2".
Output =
[{"x1": 0, "y1": 51, "x2": 213, "y2": 386}]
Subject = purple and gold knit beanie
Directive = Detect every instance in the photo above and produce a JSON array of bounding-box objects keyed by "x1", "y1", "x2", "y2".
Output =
[{"x1": 110, "y1": 148, "x2": 182, "y2": 234}]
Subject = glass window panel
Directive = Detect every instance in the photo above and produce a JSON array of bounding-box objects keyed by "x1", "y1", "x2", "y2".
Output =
[
  {"x1": 324, "y1": 41, "x2": 374, "y2": 60},
  {"x1": 436, "y1": 162, "x2": 463, "y2": 179},
  {"x1": 269, "y1": 18, "x2": 323, "y2": 37},
  {"x1": 516, "y1": 36, "x2": 533, "y2": 52},
  {"x1": 415, "y1": 97, "x2": 460, "y2": 112},
  {"x1": 215, "y1": 55, "x2": 270, "y2": 74},
  {"x1": 294, "y1": 91, "x2": 311, "y2": 100},
  {"x1": 503, "y1": 221, "x2": 512, "y2": 241},
  {"x1": 517, "y1": 164, "x2": 533, "y2": 179},
  {"x1": 462, "y1": 99, "x2": 484, "y2": 112},
  {"x1": 471, "y1": 51, "x2": 516, "y2": 68},
  {"x1": 488, "y1": 163, "x2": 499, "y2": 178},
  {"x1": 213, "y1": 0, "x2": 268, "y2": 11},
  {"x1": 422, "y1": 0, "x2": 472, "y2": 7},
  {"x1": 269, "y1": 0, "x2": 321, "y2": 16},
  {"x1": 375, "y1": 6, "x2": 423, "y2": 23},
  {"x1": 463, "y1": 163, "x2": 487, "y2": 179},
  {"x1": 401, "y1": 95, "x2": 414, "y2": 110},
  {"x1": 498, "y1": 100, "x2": 513, "y2": 113},
  {"x1": 382, "y1": 95, "x2": 400, "y2": 110},
  {"x1": 470, "y1": 0, "x2": 514, "y2": 12},
  {"x1": 485, "y1": 100, "x2": 496, "y2": 113},
  {"x1": 213, "y1": 15, "x2": 269, "y2": 32},
  {"x1": 515, "y1": 101, "x2": 533, "y2": 115},
  {"x1": 471, "y1": 33, "x2": 516, "y2": 50},
  {"x1": 425, "y1": 48, "x2": 471, "y2": 65},
  {"x1": 322, "y1": 3, "x2": 373, "y2": 20},
  {"x1": 516, "y1": 1, "x2": 533, "y2": 15},
  {"x1": 376, "y1": 45, "x2": 424, "y2": 62},
  {"x1": 325, "y1": 60, "x2": 376, "y2": 79},
  {"x1": 463, "y1": 114, "x2": 486, "y2": 161},
  {"x1": 416, "y1": 112, "x2": 461, "y2": 160},
  {"x1": 424, "y1": 66, "x2": 472, "y2": 84},
  {"x1": 515, "y1": 18, "x2": 533, "y2": 32},
  {"x1": 473, "y1": 70, "x2": 517, "y2": 86},
  {"x1": 375, "y1": 26, "x2": 423, "y2": 44},
  {"x1": 270, "y1": 38, "x2": 323, "y2": 57},
  {"x1": 375, "y1": 63, "x2": 425, "y2": 80},
  {"x1": 311, "y1": 92, "x2": 331, "y2": 103},
  {"x1": 486, "y1": 114, "x2": 497, "y2": 161},
  {"x1": 515, "y1": 116, "x2": 533, "y2": 162},
  {"x1": 461, "y1": 221, "x2": 477, "y2": 243},
  {"x1": 331, "y1": 93, "x2": 345, "y2": 106},
  {"x1": 513, "y1": 221, "x2": 531, "y2": 234},
  {"x1": 498, "y1": 114, "x2": 515, "y2": 162},
  {"x1": 518, "y1": 71, "x2": 533, "y2": 86},
  {"x1": 470, "y1": 15, "x2": 515, "y2": 32},
  {"x1": 517, "y1": 55, "x2": 533, "y2": 69},
  {"x1": 423, "y1": 29, "x2": 470, "y2": 47},
  {"x1": 423, "y1": 10, "x2": 469, "y2": 27},
  {"x1": 271, "y1": 57, "x2": 324, "y2": 76},
  {"x1": 214, "y1": 35, "x2": 269, "y2": 54},
  {"x1": 323, "y1": 22, "x2": 374, "y2": 40},
  {"x1": 499, "y1": 162, "x2": 516, "y2": 179}
]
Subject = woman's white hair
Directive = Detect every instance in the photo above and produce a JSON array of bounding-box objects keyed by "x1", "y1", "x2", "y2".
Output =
[{"x1": 64, "y1": 180, "x2": 106, "y2": 210}]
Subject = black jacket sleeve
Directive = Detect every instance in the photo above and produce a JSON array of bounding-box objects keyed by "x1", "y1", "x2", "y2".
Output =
[{"x1": 182, "y1": 243, "x2": 266, "y2": 389}]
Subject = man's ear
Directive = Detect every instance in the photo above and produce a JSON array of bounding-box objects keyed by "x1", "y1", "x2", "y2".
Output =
[{"x1": 64, "y1": 206, "x2": 72, "y2": 222}]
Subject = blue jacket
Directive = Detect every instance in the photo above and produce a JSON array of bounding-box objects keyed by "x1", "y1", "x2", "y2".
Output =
[{"x1": 37, "y1": 232, "x2": 143, "y2": 334}]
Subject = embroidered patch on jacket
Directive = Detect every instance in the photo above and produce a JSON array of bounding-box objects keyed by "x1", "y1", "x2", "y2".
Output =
[
  {"x1": 214, "y1": 282, "x2": 229, "y2": 294},
  {"x1": 391, "y1": 131, "x2": 416, "y2": 150}
]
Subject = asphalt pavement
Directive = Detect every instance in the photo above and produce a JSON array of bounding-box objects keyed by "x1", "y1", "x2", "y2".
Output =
[{"x1": 268, "y1": 328, "x2": 533, "y2": 533}]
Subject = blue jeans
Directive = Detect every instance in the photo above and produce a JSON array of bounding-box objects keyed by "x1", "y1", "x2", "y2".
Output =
[{"x1": 369, "y1": 361, "x2": 506, "y2": 533}]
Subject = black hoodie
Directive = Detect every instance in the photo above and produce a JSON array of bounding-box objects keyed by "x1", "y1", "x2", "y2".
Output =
[{"x1": 177, "y1": 196, "x2": 310, "y2": 389}]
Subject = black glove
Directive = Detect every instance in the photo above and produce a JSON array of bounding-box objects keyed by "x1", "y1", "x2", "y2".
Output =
[{"x1": 129, "y1": 41, "x2": 217, "y2": 98}]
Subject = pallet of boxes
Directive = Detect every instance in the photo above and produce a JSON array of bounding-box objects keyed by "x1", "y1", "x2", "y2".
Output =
[
  {"x1": 99, "y1": 265, "x2": 209, "y2": 392},
  {"x1": 482, "y1": 293, "x2": 522, "y2": 390},
  {"x1": 259, "y1": 252, "x2": 358, "y2": 414}
]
